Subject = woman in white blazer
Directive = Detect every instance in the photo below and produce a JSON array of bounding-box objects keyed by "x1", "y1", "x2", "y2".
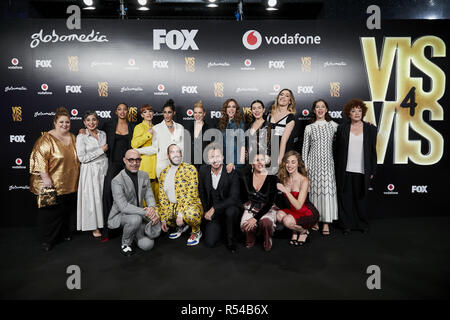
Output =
[{"x1": 136, "y1": 99, "x2": 184, "y2": 178}]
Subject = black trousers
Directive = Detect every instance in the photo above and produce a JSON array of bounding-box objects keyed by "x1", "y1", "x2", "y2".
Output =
[
  {"x1": 338, "y1": 172, "x2": 369, "y2": 231},
  {"x1": 38, "y1": 192, "x2": 77, "y2": 245},
  {"x1": 204, "y1": 206, "x2": 240, "y2": 248},
  {"x1": 102, "y1": 161, "x2": 124, "y2": 237}
]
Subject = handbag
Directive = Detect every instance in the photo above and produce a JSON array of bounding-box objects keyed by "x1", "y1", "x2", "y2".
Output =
[{"x1": 37, "y1": 187, "x2": 58, "y2": 208}]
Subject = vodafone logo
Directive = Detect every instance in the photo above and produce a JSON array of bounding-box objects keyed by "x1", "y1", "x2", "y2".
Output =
[
  {"x1": 154, "y1": 84, "x2": 168, "y2": 96},
  {"x1": 242, "y1": 30, "x2": 262, "y2": 50},
  {"x1": 273, "y1": 84, "x2": 280, "y2": 92},
  {"x1": 384, "y1": 183, "x2": 398, "y2": 195},
  {"x1": 244, "y1": 59, "x2": 252, "y2": 67},
  {"x1": 302, "y1": 109, "x2": 310, "y2": 117},
  {"x1": 12, "y1": 158, "x2": 26, "y2": 169},
  {"x1": 128, "y1": 58, "x2": 135, "y2": 66},
  {"x1": 41, "y1": 84, "x2": 48, "y2": 91},
  {"x1": 187, "y1": 109, "x2": 194, "y2": 117},
  {"x1": 71, "y1": 109, "x2": 78, "y2": 116},
  {"x1": 9, "y1": 58, "x2": 23, "y2": 70}
]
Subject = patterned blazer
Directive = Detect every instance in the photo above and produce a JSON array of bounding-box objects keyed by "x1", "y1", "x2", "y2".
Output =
[{"x1": 158, "y1": 162, "x2": 203, "y2": 221}]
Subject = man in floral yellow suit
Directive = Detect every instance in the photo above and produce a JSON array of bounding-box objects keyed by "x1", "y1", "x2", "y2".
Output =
[{"x1": 158, "y1": 144, "x2": 203, "y2": 246}]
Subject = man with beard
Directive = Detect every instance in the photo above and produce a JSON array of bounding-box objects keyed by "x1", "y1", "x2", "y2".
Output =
[
  {"x1": 199, "y1": 143, "x2": 241, "y2": 253},
  {"x1": 108, "y1": 149, "x2": 161, "y2": 256},
  {"x1": 158, "y1": 144, "x2": 203, "y2": 246}
]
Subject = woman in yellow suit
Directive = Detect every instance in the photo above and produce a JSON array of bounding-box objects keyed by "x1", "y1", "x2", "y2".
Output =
[{"x1": 131, "y1": 104, "x2": 159, "y2": 203}]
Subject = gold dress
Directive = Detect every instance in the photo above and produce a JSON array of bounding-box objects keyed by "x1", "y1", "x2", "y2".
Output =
[{"x1": 30, "y1": 132, "x2": 80, "y2": 195}]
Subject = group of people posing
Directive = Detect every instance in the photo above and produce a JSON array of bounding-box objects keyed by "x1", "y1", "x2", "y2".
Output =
[{"x1": 29, "y1": 88, "x2": 378, "y2": 255}]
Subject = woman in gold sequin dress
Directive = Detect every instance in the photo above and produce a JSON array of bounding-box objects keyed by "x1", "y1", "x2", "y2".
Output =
[{"x1": 30, "y1": 107, "x2": 80, "y2": 251}]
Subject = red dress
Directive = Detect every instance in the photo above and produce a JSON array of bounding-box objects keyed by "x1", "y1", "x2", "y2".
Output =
[{"x1": 281, "y1": 191, "x2": 319, "y2": 228}]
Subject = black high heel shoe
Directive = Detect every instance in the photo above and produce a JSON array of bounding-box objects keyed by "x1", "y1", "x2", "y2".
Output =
[
  {"x1": 298, "y1": 231, "x2": 311, "y2": 246},
  {"x1": 289, "y1": 232, "x2": 299, "y2": 246}
]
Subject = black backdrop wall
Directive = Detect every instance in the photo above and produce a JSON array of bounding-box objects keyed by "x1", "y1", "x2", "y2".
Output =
[{"x1": 1, "y1": 19, "x2": 449, "y2": 227}]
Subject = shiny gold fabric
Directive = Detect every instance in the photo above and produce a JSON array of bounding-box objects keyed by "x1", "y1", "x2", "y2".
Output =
[{"x1": 30, "y1": 132, "x2": 80, "y2": 195}]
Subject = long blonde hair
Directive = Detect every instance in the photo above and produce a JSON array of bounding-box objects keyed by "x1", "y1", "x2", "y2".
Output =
[{"x1": 270, "y1": 88, "x2": 296, "y2": 117}]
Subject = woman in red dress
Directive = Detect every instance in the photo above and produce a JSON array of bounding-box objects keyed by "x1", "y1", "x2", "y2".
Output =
[{"x1": 276, "y1": 151, "x2": 319, "y2": 246}]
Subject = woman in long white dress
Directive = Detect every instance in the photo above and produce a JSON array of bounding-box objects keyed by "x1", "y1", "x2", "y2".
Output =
[
  {"x1": 302, "y1": 99, "x2": 338, "y2": 236},
  {"x1": 76, "y1": 111, "x2": 109, "y2": 238}
]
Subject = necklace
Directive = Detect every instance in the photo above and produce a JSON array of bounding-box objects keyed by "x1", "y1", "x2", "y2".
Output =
[{"x1": 166, "y1": 122, "x2": 174, "y2": 129}]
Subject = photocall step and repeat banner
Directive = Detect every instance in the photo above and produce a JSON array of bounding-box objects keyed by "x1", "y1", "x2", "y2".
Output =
[{"x1": 1, "y1": 19, "x2": 448, "y2": 227}]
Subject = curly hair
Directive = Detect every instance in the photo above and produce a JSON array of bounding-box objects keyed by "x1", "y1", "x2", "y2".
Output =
[
  {"x1": 218, "y1": 98, "x2": 242, "y2": 131},
  {"x1": 309, "y1": 99, "x2": 332, "y2": 124},
  {"x1": 277, "y1": 150, "x2": 308, "y2": 184},
  {"x1": 343, "y1": 98, "x2": 368, "y2": 119},
  {"x1": 270, "y1": 88, "x2": 296, "y2": 117}
]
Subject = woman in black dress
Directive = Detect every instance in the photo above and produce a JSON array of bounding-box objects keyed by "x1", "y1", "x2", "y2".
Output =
[
  {"x1": 267, "y1": 89, "x2": 297, "y2": 168},
  {"x1": 245, "y1": 100, "x2": 268, "y2": 165},
  {"x1": 100, "y1": 102, "x2": 135, "y2": 241},
  {"x1": 186, "y1": 100, "x2": 212, "y2": 172},
  {"x1": 240, "y1": 154, "x2": 278, "y2": 252}
]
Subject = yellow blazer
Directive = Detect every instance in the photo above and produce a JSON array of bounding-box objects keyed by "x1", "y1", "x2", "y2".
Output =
[
  {"x1": 131, "y1": 120, "x2": 157, "y2": 179},
  {"x1": 158, "y1": 162, "x2": 203, "y2": 221}
]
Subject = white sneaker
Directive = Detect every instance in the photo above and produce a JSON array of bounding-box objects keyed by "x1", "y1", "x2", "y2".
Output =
[
  {"x1": 168, "y1": 224, "x2": 189, "y2": 239},
  {"x1": 187, "y1": 231, "x2": 202, "y2": 246}
]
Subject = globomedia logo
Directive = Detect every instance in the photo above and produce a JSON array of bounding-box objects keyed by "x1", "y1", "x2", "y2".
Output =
[
  {"x1": 242, "y1": 30, "x2": 263, "y2": 50},
  {"x1": 384, "y1": 184, "x2": 398, "y2": 195}
]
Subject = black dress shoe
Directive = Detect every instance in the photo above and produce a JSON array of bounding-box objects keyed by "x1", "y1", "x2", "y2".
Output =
[
  {"x1": 41, "y1": 242, "x2": 53, "y2": 252},
  {"x1": 343, "y1": 229, "x2": 351, "y2": 236},
  {"x1": 63, "y1": 236, "x2": 72, "y2": 241},
  {"x1": 361, "y1": 228, "x2": 369, "y2": 234},
  {"x1": 226, "y1": 243, "x2": 237, "y2": 253}
]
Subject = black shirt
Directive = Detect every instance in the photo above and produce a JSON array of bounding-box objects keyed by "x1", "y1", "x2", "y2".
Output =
[{"x1": 125, "y1": 168, "x2": 139, "y2": 205}]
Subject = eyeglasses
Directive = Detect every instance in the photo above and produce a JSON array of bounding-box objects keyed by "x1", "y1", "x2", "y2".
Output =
[{"x1": 126, "y1": 158, "x2": 142, "y2": 163}]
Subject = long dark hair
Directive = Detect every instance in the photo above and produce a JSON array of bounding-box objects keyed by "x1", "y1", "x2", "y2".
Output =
[
  {"x1": 218, "y1": 98, "x2": 243, "y2": 131},
  {"x1": 309, "y1": 99, "x2": 332, "y2": 124}
]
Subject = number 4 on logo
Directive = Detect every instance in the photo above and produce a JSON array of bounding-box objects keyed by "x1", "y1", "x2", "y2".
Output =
[{"x1": 400, "y1": 87, "x2": 417, "y2": 117}]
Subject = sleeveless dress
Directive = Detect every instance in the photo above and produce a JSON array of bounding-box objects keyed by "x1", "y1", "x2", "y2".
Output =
[{"x1": 281, "y1": 191, "x2": 319, "y2": 229}]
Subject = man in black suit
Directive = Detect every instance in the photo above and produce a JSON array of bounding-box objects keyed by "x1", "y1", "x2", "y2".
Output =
[{"x1": 199, "y1": 143, "x2": 241, "y2": 253}]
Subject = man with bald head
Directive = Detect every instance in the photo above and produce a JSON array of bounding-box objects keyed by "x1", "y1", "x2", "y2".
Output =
[{"x1": 108, "y1": 149, "x2": 161, "y2": 256}]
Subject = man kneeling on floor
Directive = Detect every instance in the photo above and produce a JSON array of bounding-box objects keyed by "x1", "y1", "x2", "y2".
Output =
[
  {"x1": 158, "y1": 144, "x2": 204, "y2": 246},
  {"x1": 108, "y1": 149, "x2": 161, "y2": 256}
]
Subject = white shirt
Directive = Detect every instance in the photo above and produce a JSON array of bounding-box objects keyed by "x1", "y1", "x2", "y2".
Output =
[
  {"x1": 346, "y1": 132, "x2": 364, "y2": 174},
  {"x1": 164, "y1": 164, "x2": 179, "y2": 204},
  {"x1": 211, "y1": 167, "x2": 223, "y2": 190},
  {"x1": 137, "y1": 121, "x2": 184, "y2": 178}
]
